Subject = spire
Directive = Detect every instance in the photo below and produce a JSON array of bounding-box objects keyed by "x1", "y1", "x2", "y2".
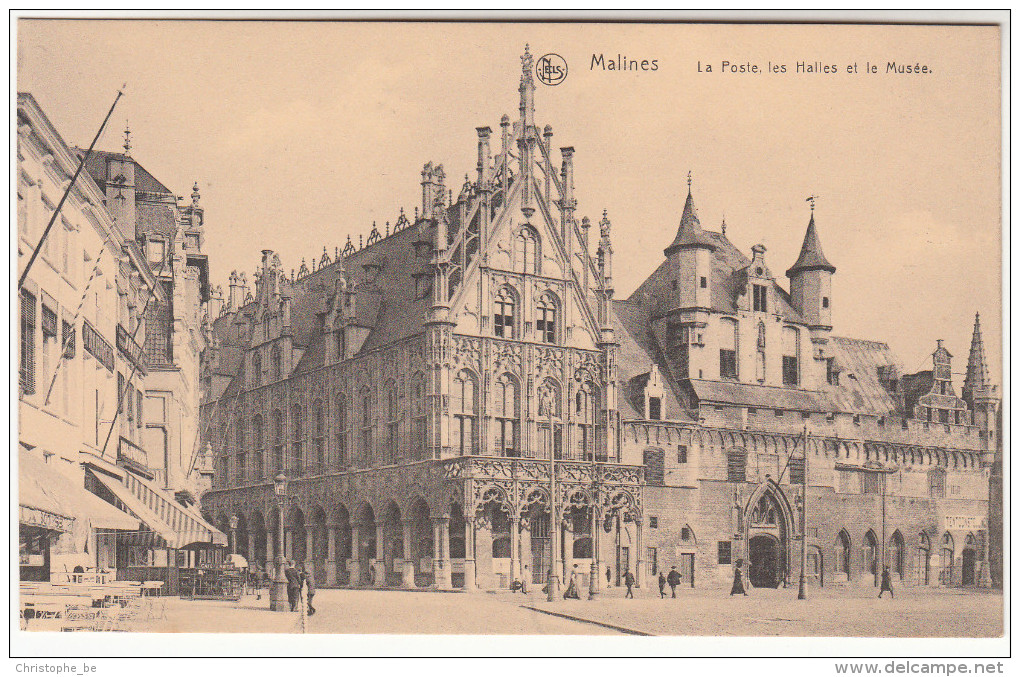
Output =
[
  {"x1": 519, "y1": 44, "x2": 535, "y2": 131},
  {"x1": 664, "y1": 173, "x2": 716, "y2": 255},
  {"x1": 963, "y1": 312, "x2": 991, "y2": 404},
  {"x1": 123, "y1": 121, "x2": 132, "y2": 155},
  {"x1": 786, "y1": 206, "x2": 836, "y2": 278}
]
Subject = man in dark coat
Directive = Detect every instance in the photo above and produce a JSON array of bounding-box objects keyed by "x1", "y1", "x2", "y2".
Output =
[
  {"x1": 284, "y1": 560, "x2": 301, "y2": 611},
  {"x1": 624, "y1": 570, "x2": 635, "y2": 598},
  {"x1": 606, "y1": 566, "x2": 612, "y2": 586},
  {"x1": 667, "y1": 566, "x2": 682, "y2": 598},
  {"x1": 301, "y1": 562, "x2": 316, "y2": 615},
  {"x1": 658, "y1": 571, "x2": 667, "y2": 598},
  {"x1": 879, "y1": 566, "x2": 894, "y2": 598}
]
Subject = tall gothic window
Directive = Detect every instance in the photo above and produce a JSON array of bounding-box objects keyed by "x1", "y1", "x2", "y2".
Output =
[
  {"x1": 537, "y1": 378, "x2": 563, "y2": 459},
  {"x1": 313, "y1": 399, "x2": 325, "y2": 472},
  {"x1": 271, "y1": 344, "x2": 282, "y2": 381},
  {"x1": 536, "y1": 293, "x2": 557, "y2": 344},
  {"x1": 575, "y1": 382, "x2": 598, "y2": 461},
  {"x1": 272, "y1": 409, "x2": 283, "y2": 471},
  {"x1": 251, "y1": 351, "x2": 262, "y2": 389},
  {"x1": 252, "y1": 414, "x2": 264, "y2": 480},
  {"x1": 411, "y1": 372, "x2": 425, "y2": 460},
  {"x1": 360, "y1": 387, "x2": 372, "y2": 465},
  {"x1": 452, "y1": 370, "x2": 477, "y2": 455},
  {"x1": 493, "y1": 286, "x2": 516, "y2": 339},
  {"x1": 516, "y1": 226, "x2": 540, "y2": 275},
  {"x1": 291, "y1": 404, "x2": 304, "y2": 474},
  {"x1": 335, "y1": 394, "x2": 348, "y2": 468},
  {"x1": 493, "y1": 373, "x2": 519, "y2": 457},
  {"x1": 385, "y1": 380, "x2": 398, "y2": 465},
  {"x1": 236, "y1": 419, "x2": 247, "y2": 483}
]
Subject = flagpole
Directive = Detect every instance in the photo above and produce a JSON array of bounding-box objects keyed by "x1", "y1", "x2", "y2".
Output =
[{"x1": 19, "y1": 85, "x2": 126, "y2": 290}]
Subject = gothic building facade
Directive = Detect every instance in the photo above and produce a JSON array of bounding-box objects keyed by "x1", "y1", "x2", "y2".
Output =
[{"x1": 199, "y1": 48, "x2": 998, "y2": 592}]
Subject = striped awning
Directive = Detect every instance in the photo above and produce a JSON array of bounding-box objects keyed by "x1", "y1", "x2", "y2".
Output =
[{"x1": 89, "y1": 469, "x2": 226, "y2": 549}]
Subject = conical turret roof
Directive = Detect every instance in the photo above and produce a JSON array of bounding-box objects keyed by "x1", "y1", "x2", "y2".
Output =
[
  {"x1": 963, "y1": 312, "x2": 990, "y2": 401},
  {"x1": 664, "y1": 187, "x2": 717, "y2": 255},
  {"x1": 786, "y1": 212, "x2": 836, "y2": 277}
]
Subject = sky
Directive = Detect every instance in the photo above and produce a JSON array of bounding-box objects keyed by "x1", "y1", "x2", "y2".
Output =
[{"x1": 17, "y1": 20, "x2": 1003, "y2": 385}]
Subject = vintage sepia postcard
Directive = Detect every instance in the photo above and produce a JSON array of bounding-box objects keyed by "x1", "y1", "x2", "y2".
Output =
[{"x1": 12, "y1": 12, "x2": 1007, "y2": 665}]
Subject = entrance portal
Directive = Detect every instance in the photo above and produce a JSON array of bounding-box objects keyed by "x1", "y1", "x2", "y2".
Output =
[
  {"x1": 749, "y1": 534, "x2": 782, "y2": 588},
  {"x1": 962, "y1": 549, "x2": 977, "y2": 585}
]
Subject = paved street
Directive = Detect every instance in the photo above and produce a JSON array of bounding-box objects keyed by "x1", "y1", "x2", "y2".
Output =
[{"x1": 130, "y1": 584, "x2": 1001, "y2": 637}]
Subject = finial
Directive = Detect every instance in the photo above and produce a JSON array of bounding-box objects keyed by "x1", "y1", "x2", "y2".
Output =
[
  {"x1": 721, "y1": 214, "x2": 727, "y2": 235},
  {"x1": 414, "y1": 206, "x2": 419, "y2": 220},
  {"x1": 521, "y1": 43, "x2": 533, "y2": 73},
  {"x1": 385, "y1": 221, "x2": 390, "y2": 237},
  {"x1": 123, "y1": 120, "x2": 132, "y2": 155},
  {"x1": 806, "y1": 194, "x2": 818, "y2": 212},
  {"x1": 192, "y1": 182, "x2": 201, "y2": 203},
  {"x1": 686, "y1": 171, "x2": 692, "y2": 191},
  {"x1": 581, "y1": 215, "x2": 591, "y2": 230},
  {"x1": 359, "y1": 234, "x2": 363, "y2": 249},
  {"x1": 335, "y1": 246, "x2": 339, "y2": 260}
]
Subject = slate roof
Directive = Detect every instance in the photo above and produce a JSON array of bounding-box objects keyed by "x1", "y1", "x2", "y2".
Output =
[
  {"x1": 786, "y1": 213, "x2": 836, "y2": 277},
  {"x1": 664, "y1": 190, "x2": 717, "y2": 254},
  {"x1": 685, "y1": 379, "x2": 833, "y2": 412},
  {"x1": 80, "y1": 149, "x2": 174, "y2": 196},
  {"x1": 825, "y1": 337, "x2": 902, "y2": 416}
]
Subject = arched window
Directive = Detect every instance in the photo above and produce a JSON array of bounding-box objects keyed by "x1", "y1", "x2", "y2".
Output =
[
  {"x1": 888, "y1": 530, "x2": 906, "y2": 579},
  {"x1": 836, "y1": 530, "x2": 851, "y2": 579},
  {"x1": 252, "y1": 414, "x2": 264, "y2": 480},
  {"x1": 272, "y1": 409, "x2": 283, "y2": 471},
  {"x1": 385, "y1": 380, "x2": 398, "y2": 466},
  {"x1": 490, "y1": 505, "x2": 511, "y2": 558},
  {"x1": 917, "y1": 532, "x2": 932, "y2": 585},
  {"x1": 572, "y1": 507, "x2": 593, "y2": 558},
  {"x1": 940, "y1": 533, "x2": 955, "y2": 585},
  {"x1": 575, "y1": 382, "x2": 598, "y2": 461},
  {"x1": 359, "y1": 387, "x2": 372, "y2": 465},
  {"x1": 291, "y1": 404, "x2": 304, "y2": 473},
  {"x1": 493, "y1": 373, "x2": 519, "y2": 457},
  {"x1": 236, "y1": 419, "x2": 247, "y2": 483},
  {"x1": 864, "y1": 530, "x2": 879, "y2": 580},
  {"x1": 536, "y1": 293, "x2": 557, "y2": 344},
  {"x1": 313, "y1": 399, "x2": 325, "y2": 472},
  {"x1": 411, "y1": 373, "x2": 426, "y2": 460},
  {"x1": 251, "y1": 351, "x2": 262, "y2": 388},
  {"x1": 335, "y1": 394, "x2": 348, "y2": 467},
  {"x1": 537, "y1": 377, "x2": 563, "y2": 459},
  {"x1": 270, "y1": 344, "x2": 282, "y2": 382},
  {"x1": 493, "y1": 286, "x2": 516, "y2": 339},
  {"x1": 516, "y1": 226, "x2": 540, "y2": 275},
  {"x1": 452, "y1": 370, "x2": 477, "y2": 455}
]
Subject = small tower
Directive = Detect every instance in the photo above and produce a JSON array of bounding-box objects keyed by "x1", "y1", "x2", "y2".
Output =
[
  {"x1": 662, "y1": 173, "x2": 716, "y2": 315},
  {"x1": 786, "y1": 200, "x2": 836, "y2": 329},
  {"x1": 962, "y1": 313, "x2": 999, "y2": 461}
]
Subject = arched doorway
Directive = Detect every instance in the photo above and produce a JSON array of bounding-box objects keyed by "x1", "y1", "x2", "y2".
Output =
[
  {"x1": 334, "y1": 505, "x2": 351, "y2": 586},
  {"x1": 251, "y1": 511, "x2": 267, "y2": 569},
  {"x1": 407, "y1": 497, "x2": 433, "y2": 587},
  {"x1": 310, "y1": 506, "x2": 328, "y2": 585},
  {"x1": 939, "y1": 533, "x2": 954, "y2": 586},
  {"x1": 449, "y1": 504, "x2": 466, "y2": 588},
  {"x1": 835, "y1": 530, "x2": 851, "y2": 582},
  {"x1": 888, "y1": 531, "x2": 906, "y2": 581},
  {"x1": 962, "y1": 534, "x2": 977, "y2": 586},
  {"x1": 745, "y1": 488, "x2": 790, "y2": 589},
  {"x1": 525, "y1": 504, "x2": 550, "y2": 585},
  {"x1": 383, "y1": 501, "x2": 403, "y2": 586},
  {"x1": 748, "y1": 534, "x2": 782, "y2": 588},
  {"x1": 863, "y1": 530, "x2": 879, "y2": 586},
  {"x1": 354, "y1": 502, "x2": 376, "y2": 585},
  {"x1": 917, "y1": 532, "x2": 931, "y2": 585},
  {"x1": 235, "y1": 513, "x2": 249, "y2": 562},
  {"x1": 288, "y1": 507, "x2": 306, "y2": 565}
]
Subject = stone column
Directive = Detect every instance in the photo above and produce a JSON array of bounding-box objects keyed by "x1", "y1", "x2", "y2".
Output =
[
  {"x1": 349, "y1": 524, "x2": 361, "y2": 587},
  {"x1": 434, "y1": 517, "x2": 452, "y2": 589},
  {"x1": 305, "y1": 529, "x2": 314, "y2": 571},
  {"x1": 463, "y1": 516, "x2": 477, "y2": 591},
  {"x1": 402, "y1": 520, "x2": 416, "y2": 588},
  {"x1": 374, "y1": 524, "x2": 386, "y2": 587},
  {"x1": 247, "y1": 532, "x2": 257, "y2": 567},
  {"x1": 284, "y1": 528, "x2": 293, "y2": 561},
  {"x1": 267, "y1": 530, "x2": 275, "y2": 566},
  {"x1": 325, "y1": 525, "x2": 338, "y2": 587},
  {"x1": 563, "y1": 519, "x2": 574, "y2": 583},
  {"x1": 634, "y1": 518, "x2": 644, "y2": 588},
  {"x1": 509, "y1": 516, "x2": 521, "y2": 585}
]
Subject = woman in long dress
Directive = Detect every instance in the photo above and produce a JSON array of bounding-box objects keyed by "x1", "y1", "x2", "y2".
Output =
[{"x1": 730, "y1": 559, "x2": 748, "y2": 596}]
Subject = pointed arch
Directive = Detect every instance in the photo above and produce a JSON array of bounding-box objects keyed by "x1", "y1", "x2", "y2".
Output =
[
  {"x1": 888, "y1": 529, "x2": 906, "y2": 579},
  {"x1": 835, "y1": 529, "x2": 852, "y2": 580},
  {"x1": 493, "y1": 284, "x2": 519, "y2": 339},
  {"x1": 515, "y1": 224, "x2": 541, "y2": 275},
  {"x1": 536, "y1": 291, "x2": 559, "y2": 344}
]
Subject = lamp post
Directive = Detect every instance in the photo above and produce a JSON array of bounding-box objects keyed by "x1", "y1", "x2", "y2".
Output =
[
  {"x1": 229, "y1": 515, "x2": 238, "y2": 555},
  {"x1": 588, "y1": 435, "x2": 599, "y2": 600},
  {"x1": 544, "y1": 392, "x2": 561, "y2": 602},
  {"x1": 798, "y1": 426, "x2": 808, "y2": 601},
  {"x1": 270, "y1": 472, "x2": 290, "y2": 611}
]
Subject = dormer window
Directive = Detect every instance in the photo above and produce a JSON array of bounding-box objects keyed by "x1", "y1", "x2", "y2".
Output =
[
  {"x1": 753, "y1": 284, "x2": 768, "y2": 312},
  {"x1": 648, "y1": 396, "x2": 662, "y2": 420},
  {"x1": 146, "y1": 238, "x2": 165, "y2": 266}
]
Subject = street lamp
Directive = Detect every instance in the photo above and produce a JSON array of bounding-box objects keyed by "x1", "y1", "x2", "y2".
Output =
[
  {"x1": 588, "y1": 435, "x2": 599, "y2": 600},
  {"x1": 543, "y1": 391, "x2": 561, "y2": 602},
  {"x1": 797, "y1": 426, "x2": 808, "y2": 601},
  {"x1": 270, "y1": 472, "x2": 289, "y2": 612},
  {"x1": 229, "y1": 514, "x2": 238, "y2": 555}
]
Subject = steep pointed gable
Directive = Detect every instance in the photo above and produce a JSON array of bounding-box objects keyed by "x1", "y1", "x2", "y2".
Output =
[{"x1": 786, "y1": 213, "x2": 836, "y2": 277}]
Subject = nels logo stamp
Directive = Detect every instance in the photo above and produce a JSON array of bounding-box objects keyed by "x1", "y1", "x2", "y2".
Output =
[{"x1": 536, "y1": 53, "x2": 567, "y2": 86}]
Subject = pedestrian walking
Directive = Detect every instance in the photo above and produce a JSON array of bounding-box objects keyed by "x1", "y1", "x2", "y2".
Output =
[
  {"x1": 521, "y1": 565, "x2": 529, "y2": 594},
  {"x1": 879, "y1": 566, "x2": 894, "y2": 598},
  {"x1": 667, "y1": 565, "x2": 682, "y2": 598},
  {"x1": 284, "y1": 560, "x2": 301, "y2": 611},
  {"x1": 624, "y1": 569, "x2": 635, "y2": 598},
  {"x1": 252, "y1": 563, "x2": 263, "y2": 600},
  {"x1": 730, "y1": 559, "x2": 748, "y2": 596},
  {"x1": 606, "y1": 566, "x2": 612, "y2": 587},
  {"x1": 658, "y1": 571, "x2": 667, "y2": 598},
  {"x1": 564, "y1": 564, "x2": 581, "y2": 599},
  {"x1": 301, "y1": 562, "x2": 317, "y2": 615}
]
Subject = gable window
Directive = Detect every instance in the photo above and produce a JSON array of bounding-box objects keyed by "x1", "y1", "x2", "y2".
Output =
[
  {"x1": 493, "y1": 373, "x2": 519, "y2": 457},
  {"x1": 515, "y1": 226, "x2": 540, "y2": 275},
  {"x1": 648, "y1": 396, "x2": 662, "y2": 421},
  {"x1": 720, "y1": 317, "x2": 738, "y2": 379},
  {"x1": 493, "y1": 286, "x2": 516, "y2": 339},
  {"x1": 536, "y1": 293, "x2": 557, "y2": 344},
  {"x1": 753, "y1": 284, "x2": 768, "y2": 312},
  {"x1": 782, "y1": 326, "x2": 800, "y2": 386},
  {"x1": 452, "y1": 370, "x2": 477, "y2": 455},
  {"x1": 146, "y1": 238, "x2": 165, "y2": 266}
]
